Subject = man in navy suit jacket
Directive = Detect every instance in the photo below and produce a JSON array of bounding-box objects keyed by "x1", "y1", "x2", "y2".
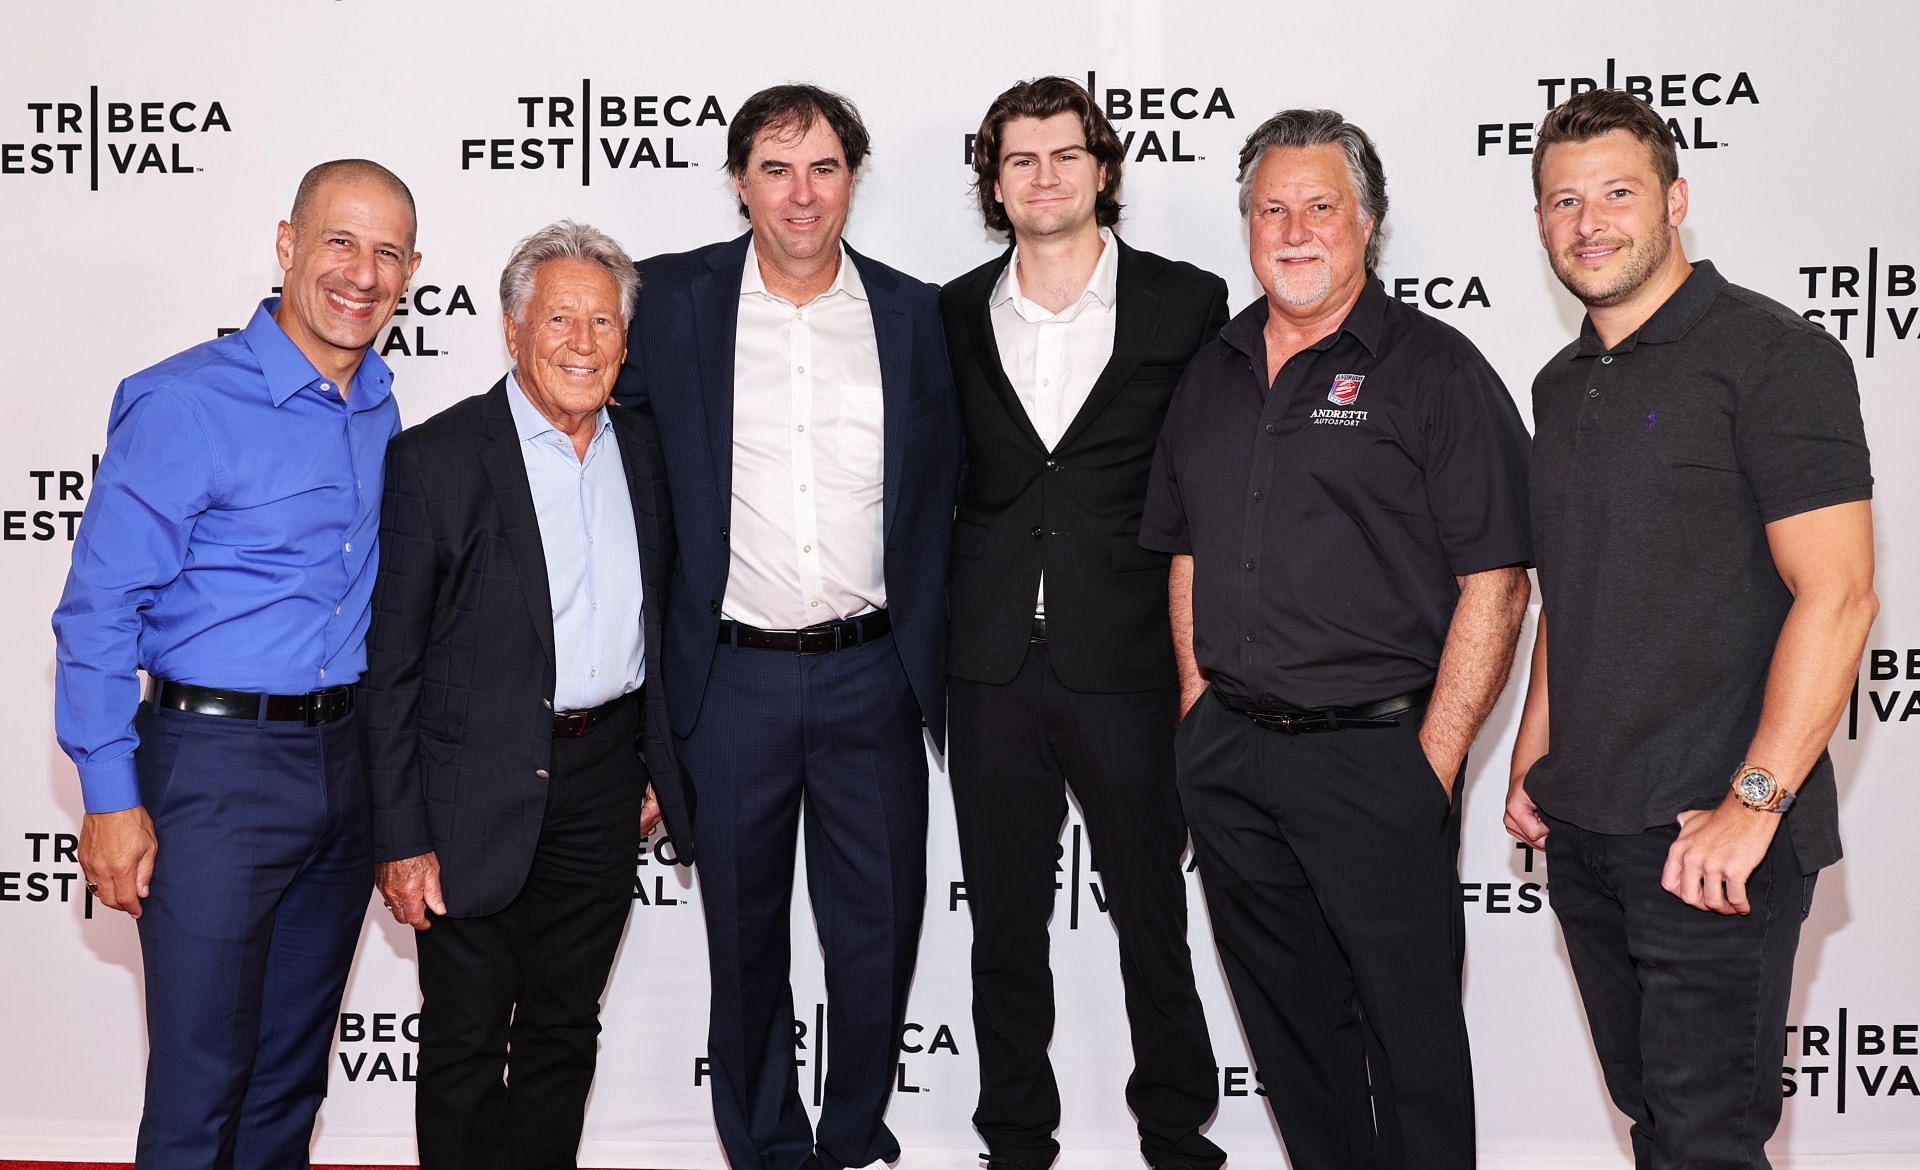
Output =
[{"x1": 615, "y1": 85, "x2": 963, "y2": 1170}]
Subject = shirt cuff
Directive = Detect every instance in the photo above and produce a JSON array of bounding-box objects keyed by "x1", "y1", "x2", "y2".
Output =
[{"x1": 78, "y1": 756, "x2": 142, "y2": 814}]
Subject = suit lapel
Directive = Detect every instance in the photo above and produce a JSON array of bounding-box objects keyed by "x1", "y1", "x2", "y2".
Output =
[
  {"x1": 971, "y1": 250, "x2": 1048, "y2": 453},
  {"x1": 693, "y1": 235, "x2": 748, "y2": 508},
  {"x1": 611, "y1": 410, "x2": 667, "y2": 608},
  {"x1": 1056, "y1": 239, "x2": 1161, "y2": 452},
  {"x1": 853, "y1": 246, "x2": 913, "y2": 538},
  {"x1": 477, "y1": 381, "x2": 557, "y2": 669}
]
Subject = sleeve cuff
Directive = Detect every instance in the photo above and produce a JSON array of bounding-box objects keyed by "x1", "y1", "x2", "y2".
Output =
[{"x1": 78, "y1": 757, "x2": 141, "y2": 814}]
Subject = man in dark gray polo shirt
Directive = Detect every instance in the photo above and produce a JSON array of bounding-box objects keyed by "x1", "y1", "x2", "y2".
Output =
[
  {"x1": 1141, "y1": 108, "x2": 1532, "y2": 1170},
  {"x1": 1507, "y1": 89, "x2": 1877, "y2": 1169}
]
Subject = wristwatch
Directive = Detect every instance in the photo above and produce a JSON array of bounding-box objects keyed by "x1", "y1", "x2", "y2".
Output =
[{"x1": 1730, "y1": 763, "x2": 1796, "y2": 814}]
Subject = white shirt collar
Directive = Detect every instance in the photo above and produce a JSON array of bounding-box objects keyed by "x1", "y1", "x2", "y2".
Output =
[
  {"x1": 990, "y1": 226, "x2": 1119, "y2": 318},
  {"x1": 742, "y1": 238, "x2": 869, "y2": 304}
]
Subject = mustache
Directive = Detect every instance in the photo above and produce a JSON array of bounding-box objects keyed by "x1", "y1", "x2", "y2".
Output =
[{"x1": 1267, "y1": 245, "x2": 1331, "y2": 262}]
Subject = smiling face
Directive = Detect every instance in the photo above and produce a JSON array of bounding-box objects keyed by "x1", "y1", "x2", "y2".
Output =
[
  {"x1": 735, "y1": 116, "x2": 855, "y2": 276},
  {"x1": 504, "y1": 257, "x2": 628, "y2": 434},
  {"x1": 994, "y1": 112, "x2": 1106, "y2": 244},
  {"x1": 1535, "y1": 129, "x2": 1689, "y2": 310},
  {"x1": 1245, "y1": 144, "x2": 1373, "y2": 321},
  {"x1": 273, "y1": 176, "x2": 419, "y2": 385}
]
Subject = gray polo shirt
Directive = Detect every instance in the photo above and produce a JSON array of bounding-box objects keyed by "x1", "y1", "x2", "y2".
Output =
[{"x1": 1526, "y1": 261, "x2": 1871, "y2": 872}]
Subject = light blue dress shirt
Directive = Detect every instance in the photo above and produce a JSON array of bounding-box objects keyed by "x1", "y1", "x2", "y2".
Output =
[{"x1": 504, "y1": 372, "x2": 645, "y2": 711}]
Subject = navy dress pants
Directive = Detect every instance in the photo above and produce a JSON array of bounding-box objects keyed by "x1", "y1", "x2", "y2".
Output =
[
  {"x1": 680, "y1": 634, "x2": 928, "y2": 1170},
  {"x1": 132, "y1": 701, "x2": 372, "y2": 1170}
]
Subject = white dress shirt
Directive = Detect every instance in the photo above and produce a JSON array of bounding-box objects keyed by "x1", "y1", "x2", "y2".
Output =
[
  {"x1": 988, "y1": 226, "x2": 1120, "y2": 612},
  {"x1": 506, "y1": 372, "x2": 645, "y2": 710},
  {"x1": 724, "y1": 241, "x2": 887, "y2": 630}
]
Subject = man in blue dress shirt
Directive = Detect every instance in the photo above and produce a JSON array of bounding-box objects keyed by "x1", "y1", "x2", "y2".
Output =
[{"x1": 53, "y1": 158, "x2": 420, "y2": 1168}]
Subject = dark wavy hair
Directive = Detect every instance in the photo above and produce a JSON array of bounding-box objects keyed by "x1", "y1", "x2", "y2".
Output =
[
  {"x1": 726, "y1": 84, "x2": 871, "y2": 218},
  {"x1": 970, "y1": 76, "x2": 1124, "y2": 235},
  {"x1": 1533, "y1": 88, "x2": 1679, "y2": 200}
]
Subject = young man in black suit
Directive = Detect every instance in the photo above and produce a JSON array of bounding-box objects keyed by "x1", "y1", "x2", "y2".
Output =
[
  {"x1": 941, "y1": 76, "x2": 1229, "y2": 1170},
  {"x1": 364, "y1": 221, "x2": 692, "y2": 1169}
]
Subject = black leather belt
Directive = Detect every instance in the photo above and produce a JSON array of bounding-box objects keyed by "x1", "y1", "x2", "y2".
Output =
[
  {"x1": 1216, "y1": 686, "x2": 1431, "y2": 734},
  {"x1": 151, "y1": 678, "x2": 356, "y2": 726},
  {"x1": 553, "y1": 689, "x2": 639, "y2": 738},
  {"x1": 1029, "y1": 614, "x2": 1048, "y2": 643},
  {"x1": 718, "y1": 609, "x2": 891, "y2": 654}
]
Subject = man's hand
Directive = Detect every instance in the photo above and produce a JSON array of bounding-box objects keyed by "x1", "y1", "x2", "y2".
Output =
[
  {"x1": 79, "y1": 806, "x2": 158, "y2": 918},
  {"x1": 1660, "y1": 796, "x2": 1780, "y2": 915},
  {"x1": 1503, "y1": 771, "x2": 1549, "y2": 851},
  {"x1": 376, "y1": 852, "x2": 446, "y2": 931},
  {"x1": 640, "y1": 785, "x2": 662, "y2": 837}
]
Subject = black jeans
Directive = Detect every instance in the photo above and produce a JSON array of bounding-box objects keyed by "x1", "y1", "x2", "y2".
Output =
[{"x1": 1543, "y1": 814, "x2": 1816, "y2": 1170}]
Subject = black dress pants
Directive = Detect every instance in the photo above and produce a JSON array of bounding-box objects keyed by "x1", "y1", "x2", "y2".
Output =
[
  {"x1": 1543, "y1": 813, "x2": 1815, "y2": 1170},
  {"x1": 414, "y1": 697, "x2": 645, "y2": 1170},
  {"x1": 950, "y1": 642, "x2": 1223, "y2": 1170},
  {"x1": 1175, "y1": 689, "x2": 1474, "y2": 1170}
]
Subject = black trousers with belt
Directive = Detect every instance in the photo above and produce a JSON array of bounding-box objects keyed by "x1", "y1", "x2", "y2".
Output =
[
  {"x1": 950, "y1": 641, "x2": 1223, "y2": 1170},
  {"x1": 1175, "y1": 688, "x2": 1474, "y2": 1170},
  {"x1": 414, "y1": 694, "x2": 645, "y2": 1170}
]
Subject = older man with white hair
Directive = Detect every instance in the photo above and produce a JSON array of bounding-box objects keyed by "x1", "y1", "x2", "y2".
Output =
[{"x1": 363, "y1": 220, "x2": 691, "y2": 1170}]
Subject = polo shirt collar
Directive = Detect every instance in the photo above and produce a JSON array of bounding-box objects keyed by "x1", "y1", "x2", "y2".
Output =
[
  {"x1": 1221, "y1": 274, "x2": 1389, "y2": 361},
  {"x1": 742, "y1": 239, "x2": 868, "y2": 303},
  {"x1": 242, "y1": 297, "x2": 395, "y2": 408},
  {"x1": 1571, "y1": 259, "x2": 1725, "y2": 357}
]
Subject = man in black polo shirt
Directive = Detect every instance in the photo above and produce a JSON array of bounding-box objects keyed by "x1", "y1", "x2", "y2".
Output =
[
  {"x1": 1506, "y1": 89, "x2": 1877, "y2": 1169},
  {"x1": 1141, "y1": 108, "x2": 1532, "y2": 1170}
]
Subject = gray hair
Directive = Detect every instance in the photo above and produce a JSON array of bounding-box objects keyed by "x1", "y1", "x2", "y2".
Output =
[
  {"x1": 1235, "y1": 109, "x2": 1389, "y2": 271},
  {"x1": 499, "y1": 220, "x2": 640, "y2": 323}
]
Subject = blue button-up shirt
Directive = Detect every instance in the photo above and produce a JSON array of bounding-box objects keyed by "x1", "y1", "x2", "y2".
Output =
[
  {"x1": 505, "y1": 372, "x2": 645, "y2": 711},
  {"x1": 54, "y1": 299, "x2": 400, "y2": 813}
]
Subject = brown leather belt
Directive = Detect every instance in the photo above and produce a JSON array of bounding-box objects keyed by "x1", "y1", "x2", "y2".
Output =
[{"x1": 553, "y1": 689, "x2": 639, "y2": 738}]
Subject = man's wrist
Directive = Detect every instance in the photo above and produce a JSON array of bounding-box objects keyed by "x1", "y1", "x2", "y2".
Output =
[{"x1": 1729, "y1": 762, "x2": 1796, "y2": 814}]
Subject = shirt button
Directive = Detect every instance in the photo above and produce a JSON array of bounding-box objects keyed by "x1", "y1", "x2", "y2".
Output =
[
  {"x1": 319, "y1": 667, "x2": 328, "y2": 678},
  {"x1": 1588, "y1": 388, "x2": 1600, "y2": 398},
  {"x1": 343, "y1": 542, "x2": 353, "y2": 553},
  {"x1": 810, "y1": 599, "x2": 821, "y2": 608},
  {"x1": 799, "y1": 484, "x2": 809, "y2": 492},
  {"x1": 590, "y1": 668, "x2": 597, "y2": 677},
  {"x1": 335, "y1": 605, "x2": 341, "y2": 615},
  {"x1": 1244, "y1": 633, "x2": 1256, "y2": 643},
  {"x1": 797, "y1": 365, "x2": 806, "y2": 374},
  {"x1": 1041, "y1": 378, "x2": 1050, "y2": 387},
  {"x1": 1045, "y1": 459, "x2": 1060, "y2": 471},
  {"x1": 320, "y1": 383, "x2": 332, "y2": 393},
  {"x1": 1264, "y1": 424, "x2": 1276, "y2": 434},
  {"x1": 536, "y1": 769, "x2": 550, "y2": 780},
  {"x1": 803, "y1": 544, "x2": 813, "y2": 553},
  {"x1": 1252, "y1": 491, "x2": 1264, "y2": 501},
  {"x1": 796, "y1": 424, "x2": 806, "y2": 433},
  {"x1": 1244, "y1": 560, "x2": 1255, "y2": 570},
  {"x1": 1600, "y1": 355, "x2": 1614, "y2": 365},
  {"x1": 1030, "y1": 527, "x2": 1044, "y2": 539}
]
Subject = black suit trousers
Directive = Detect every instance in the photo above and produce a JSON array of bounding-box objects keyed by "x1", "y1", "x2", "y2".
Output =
[
  {"x1": 414, "y1": 697, "x2": 645, "y2": 1170},
  {"x1": 950, "y1": 642, "x2": 1222, "y2": 1170},
  {"x1": 1175, "y1": 689, "x2": 1474, "y2": 1170}
]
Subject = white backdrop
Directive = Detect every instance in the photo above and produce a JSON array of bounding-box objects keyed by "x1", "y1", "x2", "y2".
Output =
[{"x1": 2, "y1": 2, "x2": 1916, "y2": 1167}]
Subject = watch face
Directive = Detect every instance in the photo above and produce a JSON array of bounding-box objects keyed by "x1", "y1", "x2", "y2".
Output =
[{"x1": 1738, "y1": 771, "x2": 1774, "y2": 804}]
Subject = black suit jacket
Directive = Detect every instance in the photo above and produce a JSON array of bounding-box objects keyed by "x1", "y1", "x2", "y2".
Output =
[
  {"x1": 941, "y1": 238, "x2": 1228, "y2": 692},
  {"x1": 614, "y1": 233, "x2": 965, "y2": 744},
  {"x1": 364, "y1": 380, "x2": 693, "y2": 919}
]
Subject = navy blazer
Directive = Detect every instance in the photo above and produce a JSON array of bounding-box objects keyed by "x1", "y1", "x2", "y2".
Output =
[
  {"x1": 615, "y1": 233, "x2": 963, "y2": 744},
  {"x1": 363, "y1": 380, "x2": 693, "y2": 919}
]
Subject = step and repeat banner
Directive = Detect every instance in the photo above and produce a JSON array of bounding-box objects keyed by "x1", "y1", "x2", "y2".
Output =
[{"x1": 2, "y1": 1, "x2": 1915, "y2": 1167}]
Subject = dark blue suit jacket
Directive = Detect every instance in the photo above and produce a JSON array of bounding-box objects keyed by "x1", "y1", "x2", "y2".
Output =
[
  {"x1": 363, "y1": 381, "x2": 693, "y2": 918},
  {"x1": 615, "y1": 232, "x2": 962, "y2": 744}
]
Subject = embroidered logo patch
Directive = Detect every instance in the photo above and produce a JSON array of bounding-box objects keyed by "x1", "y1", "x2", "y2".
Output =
[{"x1": 1327, "y1": 373, "x2": 1365, "y2": 406}]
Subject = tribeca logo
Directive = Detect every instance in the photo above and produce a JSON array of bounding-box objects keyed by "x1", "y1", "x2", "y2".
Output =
[
  {"x1": 1477, "y1": 59, "x2": 1758, "y2": 157},
  {"x1": 0, "y1": 831, "x2": 97, "y2": 916},
  {"x1": 335, "y1": 1011, "x2": 419, "y2": 1084},
  {"x1": 1458, "y1": 841, "x2": 1549, "y2": 915},
  {"x1": 461, "y1": 83, "x2": 728, "y2": 184},
  {"x1": 1, "y1": 90, "x2": 233, "y2": 189},
  {"x1": 1784, "y1": 1009, "x2": 1920, "y2": 1110},
  {"x1": 1799, "y1": 249, "x2": 1917, "y2": 360},
  {"x1": 691, "y1": 1004, "x2": 962, "y2": 1097},
  {"x1": 219, "y1": 283, "x2": 480, "y2": 360},
  {"x1": 633, "y1": 832, "x2": 690, "y2": 908},
  {"x1": 4, "y1": 458, "x2": 98, "y2": 545},
  {"x1": 1384, "y1": 273, "x2": 1492, "y2": 311},
  {"x1": 962, "y1": 70, "x2": 1235, "y2": 166},
  {"x1": 1850, "y1": 649, "x2": 1920, "y2": 738},
  {"x1": 947, "y1": 823, "x2": 1113, "y2": 928}
]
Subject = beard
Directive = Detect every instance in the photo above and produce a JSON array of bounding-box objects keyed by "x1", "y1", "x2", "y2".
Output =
[
  {"x1": 1263, "y1": 246, "x2": 1334, "y2": 307},
  {"x1": 1551, "y1": 227, "x2": 1673, "y2": 308}
]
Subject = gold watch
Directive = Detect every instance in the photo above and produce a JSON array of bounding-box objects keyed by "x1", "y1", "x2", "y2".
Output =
[{"x1": 1730, "y1": 763, "x2": 1795, "y2": 814}]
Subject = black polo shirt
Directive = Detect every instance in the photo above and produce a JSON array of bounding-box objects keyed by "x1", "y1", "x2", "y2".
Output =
[
  {"x1": 1526, "y1": 261, "x2": 1871, "y2": 872},
  {"x1": 1140, "y1": 278, "x2": 1533, "y2": 710}
]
